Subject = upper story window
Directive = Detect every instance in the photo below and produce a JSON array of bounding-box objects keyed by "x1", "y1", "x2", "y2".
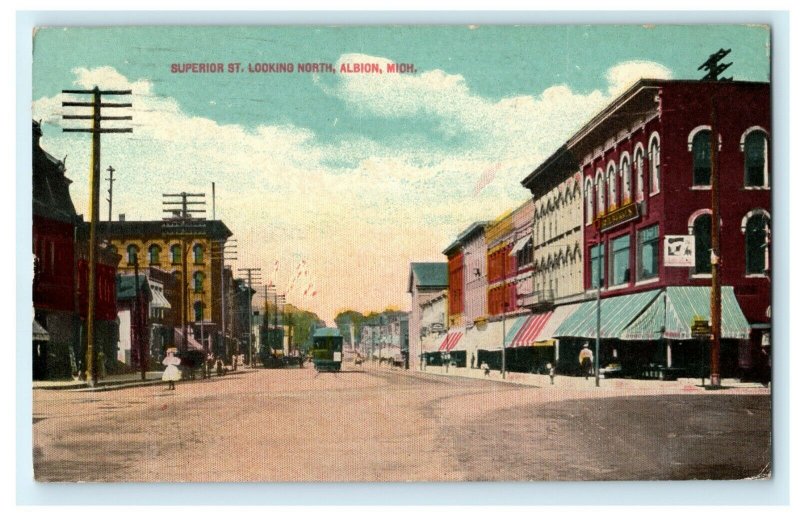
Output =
[
  {"x1": 637, "y1": 225, "x2": 659, "y2": 281},
  {"x1": 610, "y1": 234, "x2": 631, "y2": 286},
  {"x1": 743, "y1": 130, "x2": 769, "y2": 188},
  {"x1": 194, "y1": 301, "x2": 204, "y2": 321},
  {"x1": 743, "y1": 210, "x2": 770, "y2": 275},
  {"x1": 193, "y1": 243, "x2": 204, "y2": 264},
  {"x1": 607, "y1": 162, "x2": 618, "y2": 210},
  {"x1": 692, "y1": 129, "x2": 712, "y2": 186},
  {"x1": 126, "y1": 244, "x2": 139, "y2": 266},
  {"x1": 596, "y1": 170, "x2": 606, "y2": 215},
  {"x1": 634, "y1": 146, "x2": 645, "y2": 202},
  {"x1": 648, "y1": 133, "x2": 661, "y2": 194},
  {"x1": 585, "y1": 177, "x2": 595, "y2": 225},
  {"x1": 193, "y1": 271, "x2": 205, "y2": 292},
  {"x1": 148, "y1": 244, "x2": 161, "y2": 265},
  {"x1": 170, "y1": 244, "x2": 181, "y2": 264},
  {"x1": 620, "y1": 154, "x2": 632, "y2": 204},
  {"x1": 691, "y1": 213, "x2": 712, "y2": 274}
]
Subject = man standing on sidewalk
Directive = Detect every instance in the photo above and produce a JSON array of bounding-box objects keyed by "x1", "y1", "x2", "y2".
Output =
[{"x1": 579, "y1": 343, "x2": 593, "y2": 380}]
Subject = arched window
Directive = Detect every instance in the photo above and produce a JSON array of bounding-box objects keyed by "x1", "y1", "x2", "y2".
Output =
[
  {"x1": 170, "y1": 244, "x2": 181, "y2": 264},
  {"x1": 743, "y1": 130, "x2": 769, "y2": 188},
  {"x1": 692, "y1": 214, "x2": 712, "y2": 274},
  {"x1": 193, "y1": 244, "x2": 204, "y2": 264},
  {"x1": 193, "y1": 271, "x2": 205, "y2": 292},
  {"x1": 148, "y1": 244, "x2": 161, "y2": 265},
  {"x1": 743, "y1": 211, "x2": 770, "y2": 275},
  {"x1": 126, "y1": 244, "x2": 139, "y2": 265},
  {"x1": 596, "y1": 170, "x2": 606, "y2": 215},
  {"x1": 620, "y1": 154, "x2": 632, "y2": 204},
  {"x1": 607, "y1": 162, "x2": 618, "y2": 210},
  {"x1": 585, "y1": 177, "x2": 594, "y2": 224},
  {"x1": 649, "y1": 133, "x2": 661, "y2": 194},
  {"x1": 634, "y1": 145, "x2": 645, "y2": 202},
  {"x1": 194, "y1": 301, "x2": 204, "y2": 322},
  {"x1": 692, "y1": 129, "x2": 712, "y2": 186}
]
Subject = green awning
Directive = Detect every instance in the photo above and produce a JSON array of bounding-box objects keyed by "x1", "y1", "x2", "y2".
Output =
[
  {"x1": 553, "y1": 290, "x2": 661, "y2": 339},
  {"x1": 503, "y1": 316, "x2": 527, "y2": 346},
  {"x1": 664, "y1": 286, "x2": 750, "y2": 340},
  {"x1": 620, "y1": 292, "x2": 665, "y2": 341}
]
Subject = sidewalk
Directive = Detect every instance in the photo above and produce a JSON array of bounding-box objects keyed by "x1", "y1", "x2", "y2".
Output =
[
  {"x1": 365, "y1": 362, "x2": 769, "y2": 393},
  {"x1": 32, "y1": 366, "x2": 254, "y2": 392}
]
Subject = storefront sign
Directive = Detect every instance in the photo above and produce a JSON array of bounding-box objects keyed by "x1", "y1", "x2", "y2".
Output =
[
  {"x1": 598, "y1": 203, "x2": 639, "y2": 232},
  {"x1": 665, "y1": 235, "x2": 696, "y2": 267},
  {"x1": 691, "y1": 317, "x2": 711, "y2": 339}
]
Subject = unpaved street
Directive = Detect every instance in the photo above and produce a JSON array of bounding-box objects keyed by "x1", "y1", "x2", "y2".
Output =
[{"x1": 32, "y1": 367, "x2": 771, "y2": 482}]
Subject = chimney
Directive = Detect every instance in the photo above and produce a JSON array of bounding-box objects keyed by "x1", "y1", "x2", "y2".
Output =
[{"x1": 119, "y1": 214, "x2": 126, "y2": 222}]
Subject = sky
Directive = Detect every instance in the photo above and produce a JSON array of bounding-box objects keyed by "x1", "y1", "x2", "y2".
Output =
[{"x1": 31, "y1": 25, "x2": 770, "y2": 323}]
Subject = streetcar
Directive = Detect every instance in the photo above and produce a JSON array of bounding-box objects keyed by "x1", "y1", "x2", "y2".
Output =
[{"x1": 311, "y1": 328, "x2": 343, "y2": 372}]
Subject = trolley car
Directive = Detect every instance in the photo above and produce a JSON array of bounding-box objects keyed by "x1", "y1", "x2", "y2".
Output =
[{"x1": 311, "y1": 328, "x2": 343, "y2": 372}]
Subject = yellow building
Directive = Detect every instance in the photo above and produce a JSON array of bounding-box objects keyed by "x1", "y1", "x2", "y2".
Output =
[{"x1": 99, "y1": 218, "x2": 233, "y2": 344}]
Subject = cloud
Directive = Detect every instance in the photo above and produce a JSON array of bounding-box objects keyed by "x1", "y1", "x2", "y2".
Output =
[
  {"x1": 32, "y1": 59, "x2": 672, "y2": 322},
  {"x1": 606, "y1": 60, "x2": 673, "y2": 96}
]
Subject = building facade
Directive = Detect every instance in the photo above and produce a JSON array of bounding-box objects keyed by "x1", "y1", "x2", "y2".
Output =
[{"x1": 407, "y1": 262, "x2": 448, "y2": 370}]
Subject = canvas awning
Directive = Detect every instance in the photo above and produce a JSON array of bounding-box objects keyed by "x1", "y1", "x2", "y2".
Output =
[
  {"x1": 439, "y1": 329, "x2": 464, "y2": 352},
  {"x1": 534, "y1": 303, "x2": 581, "y2": 344},
  {"x1": 150, "y1": 288, "x2": 171, "y2": 309},
  {"x1": 663, "y1": 286, "x2": 750, "y2": 340},
  {"x1": 554, "y1": 290, "x2": 661, "y2": 339},
  {"x1": 502, "y1": 316, "x2": 528, "y2": 346},
  {"x1": 33, "y1": 319, "x2": 49, "y2": 342},
  {"x1": 620, "y1": 292, "x2": 665, "y2": 341},
  {"x1": 473, "y1": 321, "x2": 505, "y2": 352},
  {"x1": 509, "y1": 234, "x2": 532, "y2": 255},
  {"x1": 509, "y1": 312, "x2": 553, "y2": 348}
]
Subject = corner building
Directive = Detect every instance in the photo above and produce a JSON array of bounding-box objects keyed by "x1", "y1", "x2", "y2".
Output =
[{"x1": 529, "y1": 79, "x2": 770, "y2": 380}]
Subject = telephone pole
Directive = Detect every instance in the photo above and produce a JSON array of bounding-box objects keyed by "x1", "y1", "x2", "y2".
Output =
[
  {"x1": 162, "y1": 192, "x2": 206, "y2": 353},
  {"x1": 62, "y1": 87, "x2": 132, "y2": 387},
  {"x1": 212, "y1": 240, "x2": 237, "y2": 361},
  {"x1": 699, "y1": 49, "x2": 733, "y2": 388},
  {"x1": 238, "y1": 267, "x2": 262, "y2": 366},
  {"x1": 106, "y1": 165, "x2": 115, "y2": 222}
]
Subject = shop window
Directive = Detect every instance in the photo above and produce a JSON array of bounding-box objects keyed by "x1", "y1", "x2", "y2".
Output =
[
  {"x1": 744, "y1": 131, "x2": 768, "y2": 188},
  {"x1": 148, "y1": 244, "x2": 161, "y2": 265},
  {"x1": 610, "y1": 235, "x2": 630, "y2": 286},
  {"x1": 692, "y1": 130, "x2": 712, "y2": 186},
  {"x1": 637, "y1": 225, "x2": 659, "y2": 281},
  {"x1": 590, "y1": 243, "x2": 605, "y2": 289},
  {"x1": 692, "y1": 214, "x2": 712, "y2": 274},
  {"x1": 744, "y1": 212, "x2": 770, "y2": 274},
  {"x1": 649, "y1": 133, "x2": 661, "y2": 194}
]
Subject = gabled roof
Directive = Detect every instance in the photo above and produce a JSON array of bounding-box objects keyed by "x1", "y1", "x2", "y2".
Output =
[{"x1": 408, "y1": 262, "x2": 448, "y2": 293}]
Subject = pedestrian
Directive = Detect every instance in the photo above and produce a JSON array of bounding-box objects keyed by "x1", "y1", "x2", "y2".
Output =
[
  {"x1": 481, "y1": 361, "x2": 490, "y2": 376},
  {"x1": 162, "y1": 347, "x2": 181, "y2": 391},
  {"x1": 470, "y1": 353, "x2": 476, "y2": 369},
  {"x1": 547, "y1": 362, "x2": 556, "y2": 385},
  {"x1": 578, "y1": 343, "x2": 594, "y2": 380}
]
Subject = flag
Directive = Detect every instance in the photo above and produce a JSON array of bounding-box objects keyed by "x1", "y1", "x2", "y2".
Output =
[{"x1": 473, "y1": 162, "x2": 500, "y2": 195}]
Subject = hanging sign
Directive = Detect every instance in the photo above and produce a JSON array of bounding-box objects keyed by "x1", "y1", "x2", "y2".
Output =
[{"x1": 664, "y1": 235, "x2": 695, "y2": 267}]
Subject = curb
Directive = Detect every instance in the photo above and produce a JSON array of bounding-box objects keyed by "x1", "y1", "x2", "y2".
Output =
[{"x1": 34, "y1": 368, "x2": 252, "y2": 392}]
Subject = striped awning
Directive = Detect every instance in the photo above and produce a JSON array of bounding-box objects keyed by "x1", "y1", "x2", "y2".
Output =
[
  {"x1": 150, "y1": 288, "x2": 171, "y2": 309},
  {"x1": 553, "y1": 290, "x2": 661, "y2": 339},
  {"x1": 503, "y1": 316, "x2": 528, "y2": 346},
  {"x1": 664, "y1": 286, "x2": 750, "y2": 340},
  {"x1": 620, "y1": 292, "x2": 665, "y2": 341},
  {"x1": 509, "y1": 234, "x2": 532, "y2": 255},
  {"x1": 535, "y1": 303, "x2": 581, "y2": 343},
  {"x1": 510, "y1": 312, "x2": 553, "y2": 348},
  {"x1": 439, "y1": 330, "x2": 464, "y2": 352}
]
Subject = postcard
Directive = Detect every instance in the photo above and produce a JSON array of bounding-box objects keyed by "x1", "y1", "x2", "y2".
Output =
[{"x1": 30, "y1": 24, "x2": 772, "y2": 482}]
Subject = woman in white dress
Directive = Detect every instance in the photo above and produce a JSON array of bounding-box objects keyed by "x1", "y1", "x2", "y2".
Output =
[{"x1": 162, "y1": 348, "x2": 182, "y2": 390}]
